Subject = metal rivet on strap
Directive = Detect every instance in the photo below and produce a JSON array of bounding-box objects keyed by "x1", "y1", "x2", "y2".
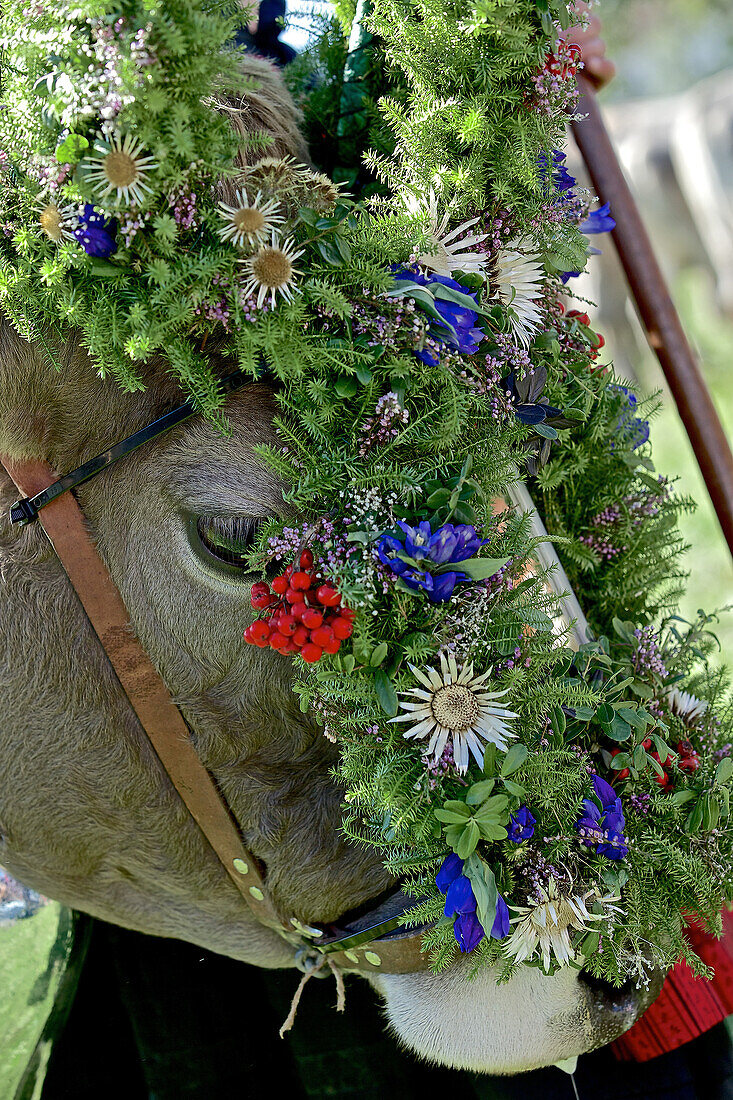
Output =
[
  {"x1": 233, "y1": 858, "x2": 249, "y2": 875},
  {"x1": 364, "y1": 951, "x2": 382, "y2": 966},
  {"x1": 249, "y1": 886, "x2": 265, "y2": 901}
]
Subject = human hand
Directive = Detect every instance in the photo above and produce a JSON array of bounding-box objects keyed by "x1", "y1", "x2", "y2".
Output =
[{"x1": 562, "y1": 1, "x2": 616, "y2": 89}]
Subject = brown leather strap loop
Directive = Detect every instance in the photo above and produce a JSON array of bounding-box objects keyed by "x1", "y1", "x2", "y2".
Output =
[{"x1": 1, "y1": 456, "x2": 286, "y2": 933}]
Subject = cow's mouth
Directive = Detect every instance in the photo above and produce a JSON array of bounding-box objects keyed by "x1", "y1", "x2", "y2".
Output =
[{"x1": 577, "y1": 965, "x2": 666, "y2": 1048}]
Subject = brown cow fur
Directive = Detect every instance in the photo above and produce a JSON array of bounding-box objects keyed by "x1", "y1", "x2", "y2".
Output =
[{"x1": 0, "y1": 56, "x2": 388, "y2": 966}]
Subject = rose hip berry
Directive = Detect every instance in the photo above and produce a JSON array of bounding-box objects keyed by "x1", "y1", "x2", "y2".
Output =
[{"x1": 244, "y1": 553, "x2": 353, "y2": 664}]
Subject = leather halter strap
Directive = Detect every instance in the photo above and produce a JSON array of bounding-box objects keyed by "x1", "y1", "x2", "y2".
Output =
[{"x1": 1, "y1": 455, "x2": 430, "y2": 974}]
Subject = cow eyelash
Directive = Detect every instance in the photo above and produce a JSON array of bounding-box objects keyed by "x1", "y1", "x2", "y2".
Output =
[{"x1": 195, "y1": 515, "x2": 266, "y2": 570}]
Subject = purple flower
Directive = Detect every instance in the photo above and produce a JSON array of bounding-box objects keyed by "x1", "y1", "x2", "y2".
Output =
[
  {"x1": 504, "y1": 366, "x2": 562, "y2": 426},
  {"x1": 576, "y1": 776, "x2": 628, "y2": 860},
  {"x1": 436, "y1": 854, "x2": 511, "y2": 951},
  {"x1": 580, "y1": 203, "x2": 615, "y2": 235},
  {"x1": 592, "y1": 774, "x2": 622, "y2": 814},
  {"x1": 436, "y1": 852, "x2": 464, "y2": 892},
  {"x1": 377, "y1": 520, "x2": 487, "y2": 603},
  {"x1": 507, "y1": 806, "x2": 536, "y2": 842},
  {"x1": 454, "y1": 910, "x2": 485, "y2": 952},
  {"x1": 538, "y1": 150, "x2": 577, "y2": 195},
  {"x1": 392, "y1": 267, "x2": 485, "y2": 364},
  {"x1": 74, "y1": 204, "x2": 117, "y2": 258},
  {"x1": 492, "y1": 894, "x2": 511, "y2": 939}
]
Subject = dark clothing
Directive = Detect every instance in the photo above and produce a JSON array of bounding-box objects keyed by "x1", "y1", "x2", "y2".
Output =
[
  {"x1": 233, "y1": 0, "x2": 296, "y2": 67},
  {"x1": 43, "y1": 921, "x2": 733, "y2": 1100}
]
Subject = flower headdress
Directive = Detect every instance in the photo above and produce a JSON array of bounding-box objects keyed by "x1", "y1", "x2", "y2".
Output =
[{"x1": 0, "y1": 0, "x2": 730, "y2": 991}]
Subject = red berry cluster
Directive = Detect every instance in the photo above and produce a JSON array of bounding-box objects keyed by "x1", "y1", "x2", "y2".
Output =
[
  {"x1": 243, "y1": 549, "x2": 354, "y2": 664},
  {"x1": 611, "y1": 738, "x2": 700, "y2": 787}
]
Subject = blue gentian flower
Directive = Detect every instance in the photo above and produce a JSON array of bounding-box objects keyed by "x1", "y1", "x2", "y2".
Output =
[
  {"x1": 579, "y1": 203, "x2": 616, "y2": 235},
  {"x1": 592, "y1": 774, "x2": 621, "y2": 813},
  {"x1": 392, "y1": 267, "x2": 484, "y2": 366},
  {"x1": 376, "y1": 520, "x2": 488, "y2": 603},
  {"x1": 436, "y1": 854, "x2": 511, "y2": 952},
  {"x1": 507, "y1": 806, "x2": 536, "y2": 842},
  {"x1": 538, "y1": 150, "x2": 577, "y2": 196},
  {"x1": 609, "y1": 384, "x2": 650, "y2": 449},
  {"x1": 576, "y1": 774, "x2": 628, "y2": 860},
  {"x1": 436, "y1": 852, "x2": 464, "y2": 892},
  {"x1": 74, "y1": 204, "x2": 117, "y2": 258}
]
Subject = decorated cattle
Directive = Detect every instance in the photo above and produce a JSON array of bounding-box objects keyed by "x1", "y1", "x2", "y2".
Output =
[{"x1": 0, "y1": 0, "x2": 730, "y2": 1079}]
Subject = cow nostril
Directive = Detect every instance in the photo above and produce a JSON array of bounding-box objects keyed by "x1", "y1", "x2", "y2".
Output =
[{"x1": 579, "y1": 969, "x2": 635, "y2": 998}]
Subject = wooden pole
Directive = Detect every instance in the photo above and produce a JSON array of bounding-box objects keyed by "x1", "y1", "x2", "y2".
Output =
[{"x1": 571, "y1": 74, "x2": 733, "y2": 557}]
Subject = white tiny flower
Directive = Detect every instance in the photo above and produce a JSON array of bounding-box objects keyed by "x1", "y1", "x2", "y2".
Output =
[
  {"x1": 389, "y1": 652, "x2": 518, "y2": 774},
  {"x1": 493, "y1": 238, "x2": 545, "y2": 348}
]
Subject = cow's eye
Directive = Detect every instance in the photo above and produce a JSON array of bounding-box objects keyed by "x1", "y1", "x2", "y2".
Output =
[{"x1": 193, "y1": 515, "x2": 266, "y2": 571}]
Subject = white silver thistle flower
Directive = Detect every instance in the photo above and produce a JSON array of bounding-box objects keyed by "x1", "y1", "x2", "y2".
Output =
[
  {"x1": 240, "y1": 231, "x2": 304, "y2": 309},
  {"x1": 216, "y1": 187, "x2": 284, "y2": 248},
  {"x1": 408, "y1": 189, "x2": 489, "y2": 278},
  {"x1": 493, "y1": 238, "x2": 545, "y2": 347},
  {"x1": 389, "y1": 652, "x2": 518, "y2": 774},
  {"x1": 86, "y1": 132, "x2": 157, "y2": 206},
  {"x1": 667, "y1": 688, "x2": 708, "y2": 727},
  {"x1": 505, "y1": 878, "x2": 618, "y2": 972}
]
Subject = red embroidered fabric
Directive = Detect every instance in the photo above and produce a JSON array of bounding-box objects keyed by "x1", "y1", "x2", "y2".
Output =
[{"x1": 612, "y1": 910, "x2": 733, "y2": 1061}]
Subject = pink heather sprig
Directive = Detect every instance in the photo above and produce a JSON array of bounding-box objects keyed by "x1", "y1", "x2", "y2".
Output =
[
  {"x1": 457, "y1": 354, "x2": 511, "y2": 421},
  {"x1": 168, "y1": 185, "x2": 199, "y2": 231},
  {"x1": 351, "y1": 293, "x2": 427, "y2": 355},
  {"x1": 482, "y1": 207, "x2": 516, "y2": 253},
  {"x1": 119, "y1": 207, "x2": 150, "y2": 247},
  {"x1": 632, "y1": 625, "x2": 669, "y2": 680},
  {"x1": 424, "y1": 740, "x2": 457, "y2": 788},
  {"x1": 267, "y1": 519, "x2": 357, "y2": 584},
  {"x1": 357, "y1": 391, "x2": 409, "y2": 456},
  {"x1": 530, "y1": 40, "x2": 582, "y2": 117},
  {"x1": 37, "y1": 162, "x2": 73, "y2": 195}
]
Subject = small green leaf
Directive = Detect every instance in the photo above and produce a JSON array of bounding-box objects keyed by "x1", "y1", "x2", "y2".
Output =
[
  {"x1": 610, "y1": 752, "x2": 631, "y2": 770},
  {"x1": 55, "y1": 133, "x2": 89, "y2": 162},
  {"x1": 606, "y1": 716, "x2": 633, "y2": 743},
  {"x1": 443, "y1": 800, "x2": 473, "y2": 818},
  {"x1": 355, "y1": 365, "x2": 373, "y2": 384},
  {"x1": 456, "y1": 818, "x2": 481, "y2": 859},
  {"x1": 715, "y1": 757, "x2": 733, "y2": 787},
  {"x1": 686, "y1": 800, "x2": 705, "y2": 833},
  {"x1": 466, "y1": 779, "x2": 495, "y2": 805},
  {"x1": 501, "y1": 778, "x2": 526, "y2": 798},
  {"x1": 477, "y1": 822, "x2": 508, "y2": 842},
  {"x1": 435, "y1": 807, "x2": 472, "y2": 824},
  {"x1": 441, "y1": 556, "x2": 509, "y2": 581},
  {"x1": 374, "y1": 670, "x2": 398, "y2": 716},
  {"x1": 370, "y1": 642, "x2": 389, "y2": 667},
  {"x1": 482, "y1": 744, "x2": 498, "y2": 776},
  {"x1": 670, "y1": 790, "x2": 695, "y2": 807},
  {"x1": 334, "y1": 374, "x2": 358, "y2": 398},
  {"x1": 501, "y1": 743, "x2": 528, "y2": 776},
  {"x1": 342, "y1": 655, "x2": 356, "y2": 674}
]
